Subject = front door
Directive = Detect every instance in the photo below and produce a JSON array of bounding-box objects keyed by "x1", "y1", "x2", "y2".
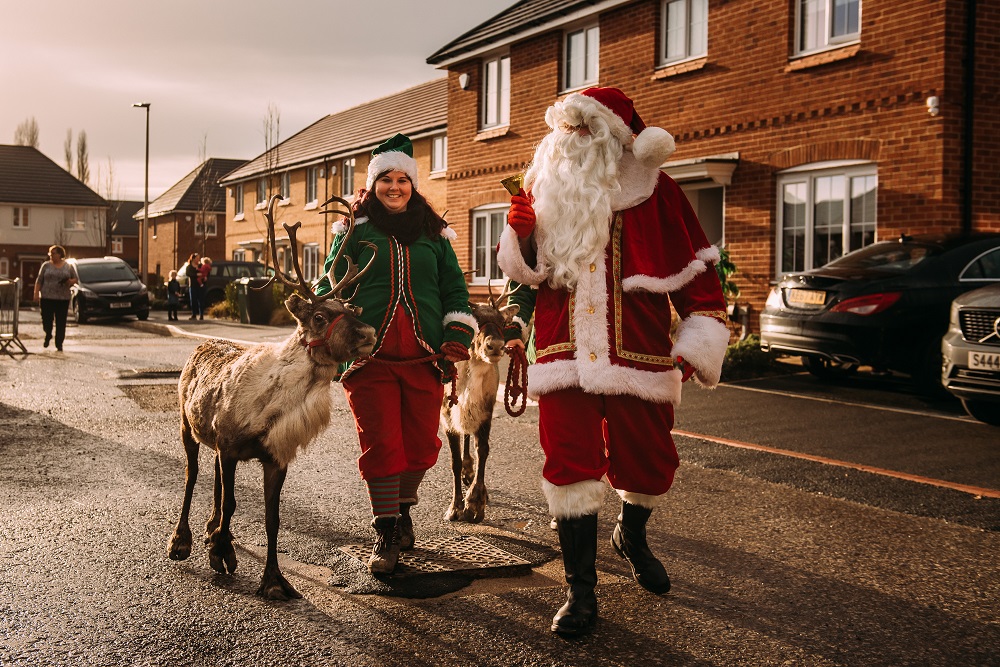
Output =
[{"x1": 20, "y1": 259, "x2": 42, "y2": 302}]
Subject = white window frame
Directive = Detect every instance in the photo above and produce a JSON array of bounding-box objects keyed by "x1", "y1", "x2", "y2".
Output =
[
  {"x1": 233, "y1": 249, "x2": 247, "y2": 262},
  {"x1": 234, "y1": 184, "x2": 244, "y2": 218},
  {"x1": 306, "y1": 166, "x2": 318, "y2": 204},
  {"x1": 775, "y1": 161, "x2": 878, "y2": 276},
  {"x1": 481, "y1": 52, "x2": 511, "y2": 130},
  {"x1": 256, "y1": 177, "x2": 267, "y2": 208},
  {"x1": 794, "y1": 0, "x2": 861, "y2": 56},
  {"x1": 471, "y1": 204, "x2": 510, "y2": 286},
  {"x1": 431, "y1": 135, "x2": 448, "y2": 174},
  {"x1": 0, "y1": 257, "x2": 9, "y2": 278},
  {"x1": 195, "y1": 213, "x2": 217, "y2": 237},
  {"x1": 342, "y1": 158, "x2": 355, "y2": 196},
  {"x1": 563, "y1": 22, "x2": 599, "y2": 91},
  {"x1": 302, "y1": 243, "x2": 320, "y2": 283},
  {"x1": 63, "y1": 208, "x2": 85, "y2": 230},
  {"x1": 660, "y1": 0, "x2": 708, "y2": 65},
  {"x1": 13, "y1": 206, "x2": 29, "y2": 228},
  {"x1": 111, "y1": 236, "x2": 123, "y2": 254},
  {"x1": 280, "y1": 172, "x2": 291, "y2": 202}
]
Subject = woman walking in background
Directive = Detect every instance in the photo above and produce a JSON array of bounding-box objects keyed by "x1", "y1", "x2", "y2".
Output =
[
  {"x1": 184, "y1": 253, "x2": 202, "y2": 320},
  {"x1": 33, "y1": 245, "x2": 78, "y2": 352}
]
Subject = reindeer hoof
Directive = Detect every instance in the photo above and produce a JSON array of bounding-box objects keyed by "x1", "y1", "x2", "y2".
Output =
[
  {"x1": 207, "y1": 533, "x2": 238, "y2": 574},
  {"x1": 445, "y1": 504, "x2": 465, "y2": 522},
  {"x1": 461, "y1": 506, "x2": 485, "y2": 523},
  {"x1": 168, "y1": 525, "x2": 192, "y2": 561},
  {"x1": 257, "y1": 572, "x2": 302, "y2": 601}
]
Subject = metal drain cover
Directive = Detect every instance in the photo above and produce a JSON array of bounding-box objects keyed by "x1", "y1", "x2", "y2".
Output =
[{"x1": 340, "y1": 534, "x2": 530, "y2": 577}]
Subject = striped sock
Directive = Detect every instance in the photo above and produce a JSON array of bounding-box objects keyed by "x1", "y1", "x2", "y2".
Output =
[
  {"x1": 399, "y1": 469, "x2": 426, "y2": 505},
  {"x1": 366, "y1": 475, "x2": 400, "y2": 518}
]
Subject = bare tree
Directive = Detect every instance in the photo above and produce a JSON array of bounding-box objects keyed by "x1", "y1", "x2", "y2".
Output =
[
  {"x1": 97, "y1": 158, "x2": 121, "y2": 253},
  {"x1": 64, "y1": 129, "x2": 74, "y2": 173},
  {"x1": 196, "y1": 135, "x2": 212, "y2": 256},
  {"x1": 14, "y1": 118, "x2": 39, "y2": 147},
  {"x1": 76, "y1": 130, "x2": 90, "y2": 185},
  {"x1": 257, "y1": 103, "x2": 281, "y2": 269}
]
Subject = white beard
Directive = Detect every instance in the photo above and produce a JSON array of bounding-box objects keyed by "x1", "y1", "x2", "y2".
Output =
[{"x1": 525, "y1": 113, "x2": 623, "y2": 291}]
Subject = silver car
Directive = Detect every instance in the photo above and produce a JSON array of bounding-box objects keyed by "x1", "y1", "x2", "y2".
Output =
[{"x1": 941, "y1": 283, "x2": 1000, "y2": 425}]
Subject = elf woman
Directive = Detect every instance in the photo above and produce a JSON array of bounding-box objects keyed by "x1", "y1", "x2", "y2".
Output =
[{"x1": 316, "y1": 133, "x2": 475, "y2": 575}]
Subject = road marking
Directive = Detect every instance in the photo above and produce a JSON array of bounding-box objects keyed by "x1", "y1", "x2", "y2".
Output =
[
  {"x1": 673, "y1": 429, "x2": 1000, "y2": 499},
  {"x1": 723, "y1": 382, "x2": 977, "y2": 423}
]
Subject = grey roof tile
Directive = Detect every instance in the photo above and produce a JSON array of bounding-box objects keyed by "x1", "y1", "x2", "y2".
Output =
[
  {"x1": 137, "y1": 158, "x2": 247, "y2": 219},
  {"x1": 0, "y1": 144, "x2": 108, "y2": 207}
]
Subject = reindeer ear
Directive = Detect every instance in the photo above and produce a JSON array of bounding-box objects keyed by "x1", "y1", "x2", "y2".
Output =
[
  {"x1": 284, "y1": 293, "x2": 310, "y2": 322},
  {"x1": 499, "y1": 304, "x2": 519, "y2": 321}
]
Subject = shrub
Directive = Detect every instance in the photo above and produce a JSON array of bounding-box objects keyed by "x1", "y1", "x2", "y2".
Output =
[{"x1": 721, "y1": 334, "x2": 784, "y2": 381}]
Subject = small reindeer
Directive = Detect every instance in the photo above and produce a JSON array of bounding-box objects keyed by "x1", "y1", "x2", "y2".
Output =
[
  {"x1": 441, "y1": 282, "x2": 519, "y2": 523},
  {"x1": 167, "y1": 195, "x2": 377, "y2": 600}
]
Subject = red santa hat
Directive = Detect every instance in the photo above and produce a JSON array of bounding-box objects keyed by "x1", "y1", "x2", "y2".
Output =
[{"x1": 566, "y1": 87, "x2": 676, "y2": 169}]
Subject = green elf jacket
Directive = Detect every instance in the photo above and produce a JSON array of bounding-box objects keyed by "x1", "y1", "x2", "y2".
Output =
[{"x1": 315, "y1": 216, "x2": 476, "y2": 382}]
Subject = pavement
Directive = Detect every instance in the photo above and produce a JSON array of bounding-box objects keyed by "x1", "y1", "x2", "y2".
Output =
[{"x1": 129, "y1": 308, "x2": 298, "y2": 346}]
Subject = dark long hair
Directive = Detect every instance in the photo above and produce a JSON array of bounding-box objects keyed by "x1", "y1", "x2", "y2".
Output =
[{"x1": 353, "y1": 177, "x2": 446, "y2": 240}]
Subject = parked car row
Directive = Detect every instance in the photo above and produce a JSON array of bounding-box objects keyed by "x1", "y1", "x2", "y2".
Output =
[{"x1": 760, "y1": 233, "x2": 1000, "y2": 425}]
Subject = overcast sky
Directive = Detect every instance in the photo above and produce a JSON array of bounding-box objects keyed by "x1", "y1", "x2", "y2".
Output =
[{"x1": 2, "y1": 0, "x2": 514, "y2": 201}]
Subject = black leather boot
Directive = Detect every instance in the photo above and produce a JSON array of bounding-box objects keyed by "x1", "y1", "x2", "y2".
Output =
[
  {"x1": 368, "y1": 516, "x2": 400, "y2": 575},
  {"x1": 611, "y1": 501, "x2": 670, "y2": 594},
  {"x1": 551, "y1": 514, "x2": 599, "y2": 637}
]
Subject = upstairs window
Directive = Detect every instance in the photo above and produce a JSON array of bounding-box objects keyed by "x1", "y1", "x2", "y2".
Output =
[
  {"x1": 112, "y1": 236, "x2": 123, "y2": 254},
  {"x1": 661, "y1": 0, "x2": 708, "y2": 64},
  {"x1": 63, "y1": 208, "x2": 86, "y2": 230},
  {"x1": 471, "y1": 204, "x2": 508, "y2": 285},
  {"x1": 342, "y1": 158, "x2": 355, "y2": 196},
  {"x1": 280, "y1": 172, "x2": 291, "y2": 201},
  {"x1": 777, "y1": 162, "x2": 877, "y2": 275},
  {"x1": 13, "y1": 207, "x2": 29, "y2": 228},
  {"x1": 195, "y1": 213, "x2": 217, "y2": 237},
  {"x1": 234, "y1": 183, "x2": 244, "y2": 217},
  {"x1": 482, "y1": 53, "x2": 510, "y2": 130},
  {"x1": 796, "y1": 0, "x2": 860, "y2": 55},
  {"x1": 302, "y1": 244, "x2": 320, "y2": 283},
  {"x1": 564, "y1": 24, "x2": 599, "y2": 90},
  {"x1": 256, "y1": 177, "x2": 267, "y2": 207},
  {"x1": 431, "y1": 135, "x2": 448, "y2": 174},
  {"x1": 306, "y1": 166, "x2": 318, "y2": 204}
]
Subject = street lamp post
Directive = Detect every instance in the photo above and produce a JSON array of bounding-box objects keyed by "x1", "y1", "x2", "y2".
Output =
[{"x1": 132, "y1": 102, "x2": 150, "y2": 283}]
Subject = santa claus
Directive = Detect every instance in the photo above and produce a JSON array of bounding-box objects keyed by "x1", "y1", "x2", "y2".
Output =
[{"x1": 498, "y1": 87, "x2": 729, "y2": 637}]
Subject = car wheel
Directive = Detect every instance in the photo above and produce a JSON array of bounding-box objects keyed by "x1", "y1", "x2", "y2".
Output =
[
  {"x1": 960, "y1": 399, "x2": 1000, "y2": 426},
  {"x1": 137, "y1": 311, "x2": 149, "y2": 321},
  {"x1": 803, "y1": 355, "x2": 858, "y2": 378},
  {"x1": 73, "y1": 300, "x2": 88, "y2": 324}
]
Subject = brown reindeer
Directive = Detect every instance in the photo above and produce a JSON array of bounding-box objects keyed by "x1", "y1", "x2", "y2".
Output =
[
  {"x1": 167, "y1": 195, "x2": 377, "y2": 600},
  {"x1": 440, "y1": 282, "x2": 519, "y2": 523}
]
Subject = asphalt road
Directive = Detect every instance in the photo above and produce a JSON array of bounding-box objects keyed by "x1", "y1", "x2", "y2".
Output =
[{"x1": 1, "y1": 310, "x2": 997, "y2": 667}]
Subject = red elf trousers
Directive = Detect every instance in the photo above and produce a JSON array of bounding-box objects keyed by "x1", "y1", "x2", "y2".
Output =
[
  {"x1": 342, "y1": 307, "x2": 444, "y2": 480},
  {"x1": 537, "y1": 387, "x2": 679, "y2": 497}
]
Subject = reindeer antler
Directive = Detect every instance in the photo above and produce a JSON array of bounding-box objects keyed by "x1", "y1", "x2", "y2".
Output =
[
  {"x1": 487, "y1": 279, "x2": 520, "y2": 309},
  {"x1": 260, "y1": 194, "x2": 376, "y2": 303},
  {"x1": 317, "y1": 194, "x2": 377, "y2": 302}
]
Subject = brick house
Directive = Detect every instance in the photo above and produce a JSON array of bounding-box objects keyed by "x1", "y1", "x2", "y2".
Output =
[
  {"x1": 0, "y1": 145, "x2": 109, "y2": 301},
  {"x1": 136, "y1": 158, "x2": 247, "y2": 283},
  {"x1": 427, "y1": 0, "x2": 999, "y2": 320},
  {"x1": 218, "y1": 78, "x2": 448, "y2": 284},
  {"x1": 108, "y1": 200, "x2": 142, "y2": 269}
]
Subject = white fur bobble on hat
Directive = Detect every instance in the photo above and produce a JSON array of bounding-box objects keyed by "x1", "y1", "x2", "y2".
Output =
[{"x1": 631, "y1": 127, "x2": 676, "y2": 169}]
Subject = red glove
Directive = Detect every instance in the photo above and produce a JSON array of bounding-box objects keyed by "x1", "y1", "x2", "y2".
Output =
[
  {"x1": 675, "y1": 355, "x2": 696, "y2": 382},
  {"x1": 440, "y1": 341, "x2": 471, "y2": 362},
  {"x1": 508, "y1": 190, "x2": 536, "y2": 238}
]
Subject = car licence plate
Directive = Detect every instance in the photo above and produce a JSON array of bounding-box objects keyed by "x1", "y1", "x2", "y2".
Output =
[
  {"x1": 970, "y1": 351, "x2": 1000, "y2": 371},
  {"x1": 110, "y1": 301, "x2": 131, "y2": 309},
  {"x1": 787, "y1": 289, "x2": 826, "y2": 306}
]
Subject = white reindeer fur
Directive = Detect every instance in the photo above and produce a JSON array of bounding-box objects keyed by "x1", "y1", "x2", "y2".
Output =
[
  {"x1": 441, "y1": 353, "x2": 499, "y2": 436},
  {"x1": 182, "y1": 336, "x2": 338, "y2": 469}
]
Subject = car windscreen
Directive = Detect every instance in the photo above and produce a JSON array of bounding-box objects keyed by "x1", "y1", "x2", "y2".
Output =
[
  {"x1": 824, "y1": 242, "x2": 941, "y2": 273},
  {"x1": 76, "y1": 262, "x2": 138, "y2": 283}
]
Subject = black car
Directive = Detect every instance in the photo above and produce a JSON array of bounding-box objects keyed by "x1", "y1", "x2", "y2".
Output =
[
  {"x1": 71, "y1": 257, "x2": 150, "y2": 324},
  {"x1": 759, "y1": 233, "x2": 1000, "y2": 391},
  {"x1": 200, "y1": 261, "x2": 273, "y2": 307}
]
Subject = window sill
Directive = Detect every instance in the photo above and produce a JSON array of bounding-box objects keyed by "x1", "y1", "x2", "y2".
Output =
[
  {"x1": 786, "y1": 43, "x2": 860, "y2": 72},
  {"x1": 429, "y1": 170, "x2": 447, "y2": 180},
  {"x1": 304, "y1": 200, "x2": 318, "y2": 210},
  {"x1": 475, "y1": 126, "x2": 510, "y2": 142},
  {"x1": 233, "y1": 213, "x2": 245, "y2": 222},
  {"x1": 278, "y1": 198, "x2": 292, "y2": 207},
  {"x1": 652, "y1": 56, "x2": 707, "y2": 80}
]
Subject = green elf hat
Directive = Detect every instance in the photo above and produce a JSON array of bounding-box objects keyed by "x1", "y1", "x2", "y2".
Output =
[{"x1": 366, "y1": 133, "x2": 419, "y2": 191}]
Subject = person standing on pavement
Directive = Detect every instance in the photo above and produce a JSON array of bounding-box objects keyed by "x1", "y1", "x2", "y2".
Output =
[
  {"x1": 315, "y1": 133, "x2": 475, "y2": 576},
  {"x1": 497, "y1": 87, "x2": 730, "y2": 637},
  {"x1": 33, "y1": 245, "x2": 79, "y2": 352},
  {"x1": 184, "y1": 253, "x2": 202, "y2": 320},
  {"x1": 196, "y1": 257, "x2": 212, "y2": 320},
  {"x1": 166, "y1": 270, "x2": 181, "y2": 321}
]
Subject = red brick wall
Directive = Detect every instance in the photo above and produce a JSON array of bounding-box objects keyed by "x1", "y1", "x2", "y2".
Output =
[{"x1": 441, "y1": 0, "x2": 999, "y2": 321}]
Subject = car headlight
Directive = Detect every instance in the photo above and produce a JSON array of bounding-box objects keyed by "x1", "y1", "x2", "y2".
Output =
[
  {"x1": 765, "y1": 288, "x2": 783, "y2": 310},
  {"x1": 139, "y1": 285, "x2": 148, "y2": 296},
  {"x1": 76, "y1": 286, "x2": 97, "y2": 298}
]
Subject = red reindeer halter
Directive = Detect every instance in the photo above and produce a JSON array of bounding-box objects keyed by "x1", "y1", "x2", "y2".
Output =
[{"x1": 301, "y1": 313, "x2": 346, "y2": 355}]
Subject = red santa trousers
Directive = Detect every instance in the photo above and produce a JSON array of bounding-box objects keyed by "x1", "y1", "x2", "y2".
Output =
[
  {"x1": 342, "y1": 307, "x2": 444, "y2": 480},
  {"x1": 537, "y1": 387, "x2": 679, "y2": 497}
]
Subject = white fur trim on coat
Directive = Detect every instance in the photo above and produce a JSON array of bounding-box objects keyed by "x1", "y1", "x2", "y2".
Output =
[
  {"x1": 543, "y1": 478, "x2": 606, "y2": 518},
  {"x1": 440, "y1": 225, "x2": 458, "y2": 241},
  {"x1": 331, "y1": 215, "x2": 368, "y2": 236},
  {"x1": 669, "y1": 314, "x2": 731, "y2": 388},
  {"x1": 696, "y1": 245, "x2": 721, "y2": 264},
  {"x1": 496, "y1": 225, "x2": 548, "y2": 286},
  {"x1": 609, "y1": 151, "x2": 660, "y2": 212},
  {"x1": 621, "y1": 257, "x2": 708, "y2": 294},
  {"x1": 528, "y1": 359, "x2": 683, "y2": 405},
  {"x1": 617, "y1": 489, "x2": 661, "y2": 510},
  {"x1": 366, "y1": 151, "x2": 419, "y2": 191},
  {"x1": 443, "y1": 310, "x2": 478, "y2": 333}
]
